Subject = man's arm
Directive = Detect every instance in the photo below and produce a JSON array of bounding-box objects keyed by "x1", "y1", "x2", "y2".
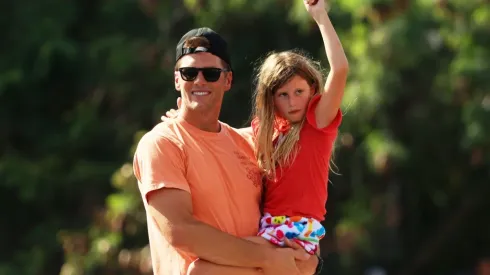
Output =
[
  {"x1": 134, "y1": 133, "x2": 309, "y2": 274},
  {"x1": 148, "y1": 188, "x2": 276, "y2": 268},
  {"x1": 185, "y1": 238, "x2": 320, "y2": 275}
]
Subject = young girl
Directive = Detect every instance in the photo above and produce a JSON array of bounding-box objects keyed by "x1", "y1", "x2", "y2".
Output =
[
  {"x1": 165, "y1": 0, "x2": 348, "y2": 274},
  {"x1": 250, "y1": 0, "x2": 347, "y2": 260}
]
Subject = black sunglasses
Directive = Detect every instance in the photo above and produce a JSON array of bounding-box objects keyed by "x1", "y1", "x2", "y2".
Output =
[{"x1": 178, "y1": 67, "x2": 229, "y2": 82}]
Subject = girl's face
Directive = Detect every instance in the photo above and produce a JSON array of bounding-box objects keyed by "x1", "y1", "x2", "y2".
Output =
[{"x1": 273, "y1": 75, "x2": 314, "y2": 123}]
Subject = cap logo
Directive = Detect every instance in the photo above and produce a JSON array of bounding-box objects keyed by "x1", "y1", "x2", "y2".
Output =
[
  {"x1": 182, "y1": 46, "x2": 209, "y2": 55},
  {"x1": 195, "y1": 46, "x2": 208, "y2": 52}
]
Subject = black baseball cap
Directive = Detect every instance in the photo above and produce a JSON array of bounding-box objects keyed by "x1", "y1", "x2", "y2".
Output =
[{"x1": 175, "y1": 27, "x2": 232, "y2": 70}]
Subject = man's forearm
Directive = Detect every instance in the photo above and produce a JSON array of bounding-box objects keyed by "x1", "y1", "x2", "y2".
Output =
[{"x1": 171, "y1": 219, "x2": 272, "y2": 269}]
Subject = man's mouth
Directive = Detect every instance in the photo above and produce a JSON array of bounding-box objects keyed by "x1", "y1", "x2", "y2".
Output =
[{"x1": 192, "y1": 91, "x2": 211, "y2": 96}]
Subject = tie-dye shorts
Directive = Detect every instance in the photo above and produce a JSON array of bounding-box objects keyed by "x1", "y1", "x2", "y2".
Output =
[{"x1": 257, "y1": 212, "x2": 325, "y2": 254}]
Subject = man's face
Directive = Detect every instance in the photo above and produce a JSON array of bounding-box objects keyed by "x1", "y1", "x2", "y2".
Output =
[{"x1": 174, "y1": 52, "x2": 232, "y2": 115}]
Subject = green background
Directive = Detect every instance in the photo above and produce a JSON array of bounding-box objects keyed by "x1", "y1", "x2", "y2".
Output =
[{"x1": 1, "y1": 0, "x2": 489, "y2": 274}]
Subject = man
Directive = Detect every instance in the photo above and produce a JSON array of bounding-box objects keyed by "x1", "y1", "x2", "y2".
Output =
[{"x1": 133, "y1": 27, "x2": 321, "y2": 275}]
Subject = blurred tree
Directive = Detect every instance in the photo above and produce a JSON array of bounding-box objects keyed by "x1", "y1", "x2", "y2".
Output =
[{"x1": 0, "y1": 0, "x2": 489, "y2": 274}]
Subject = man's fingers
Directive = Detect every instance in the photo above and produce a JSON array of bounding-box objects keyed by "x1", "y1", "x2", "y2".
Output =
[
  {"x1": 284, "y1": 239, "x2": 310, "y2": 261},
  {"x1": 284, "y1": 238, "x2": 301, "y2": 249},
  {"x1": 290, "y1": 247, "x2": 311, "y2": 261},
  {"x1": 165, "y1": 109, "x2": 178, "y2": 117},
  {"x1": 161, "y1": 109, "x2": 178, "y2": 121},
  {"x1": 293, "y1": 249, "x2": 311, "y2": 261}
]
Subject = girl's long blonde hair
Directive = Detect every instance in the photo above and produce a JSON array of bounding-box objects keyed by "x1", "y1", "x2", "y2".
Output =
[{"x1": 252, "y1": 50, "x2": 325, "y2": 179}]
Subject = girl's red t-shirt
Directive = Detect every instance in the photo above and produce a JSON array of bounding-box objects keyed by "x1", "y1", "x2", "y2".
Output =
[{"x1": 251, "y1": 94, "x2": 342, "y2": 221}]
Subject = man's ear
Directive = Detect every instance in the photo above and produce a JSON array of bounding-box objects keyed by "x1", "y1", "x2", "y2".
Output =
[
  {"x1": 224, "y1": 71, "x2": 233, "y2": 92},
  {"x1": 174, "y1": 71, "x2": 181, "y2": 91}
]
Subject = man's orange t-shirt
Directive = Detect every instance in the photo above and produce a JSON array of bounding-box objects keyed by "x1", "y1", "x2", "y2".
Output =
[{"x1": 133, "y1": 119, "x2": 262, "y2": 275}]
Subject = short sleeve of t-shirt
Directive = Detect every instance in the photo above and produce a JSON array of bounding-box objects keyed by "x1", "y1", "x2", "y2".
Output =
[
  {"x1": 235, "y1": 126, "x2": 255, "y2": 141},
  {"x1": 250, "y1": 118, "x2": 260, "y2": 138},
  {"x1": 133, "y1": 132, "x2": 190, "y2": 203},
  {"x1": 306, "y1": 94, "x2": 343, "y2": 134}
]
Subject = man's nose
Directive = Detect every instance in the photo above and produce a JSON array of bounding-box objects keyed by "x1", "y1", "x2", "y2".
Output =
[{"x1": 194, "y1": 71, "x2": 206, "y2": 84}]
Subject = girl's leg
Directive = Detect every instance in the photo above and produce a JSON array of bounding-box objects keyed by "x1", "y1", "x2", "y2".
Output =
[{"x1": 186, "y1": 237, "x2": 275, "y2": 275}]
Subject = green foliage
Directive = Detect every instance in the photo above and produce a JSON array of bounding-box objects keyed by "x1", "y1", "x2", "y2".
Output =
[{"x1": 1, "y1": 0, "x2": 489, "y2": 274}]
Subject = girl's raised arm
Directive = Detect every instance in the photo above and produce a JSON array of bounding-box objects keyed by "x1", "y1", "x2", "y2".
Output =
[{"x1": 305, "y1": 0, "x2": 349, "y2": 128}]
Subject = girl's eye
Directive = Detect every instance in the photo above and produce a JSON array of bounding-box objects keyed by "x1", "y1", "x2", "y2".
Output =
[
  {"x1": 279, "y1": 93, "x2": 288, "y2": 97},
  {"x1": 295, "y1": 89, "x2": 303, "y2": 94}
]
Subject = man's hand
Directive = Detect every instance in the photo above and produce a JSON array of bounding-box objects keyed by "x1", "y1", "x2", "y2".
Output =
[
  {"x1": 262, "y1": 246, "x2": 310, "y2": 275},
  {"x1": 284, "y1": 239, "x2": 319, "y2": 275},
  {"x1": 161, "y1": 97, "x2": 182, "y2": 122}
]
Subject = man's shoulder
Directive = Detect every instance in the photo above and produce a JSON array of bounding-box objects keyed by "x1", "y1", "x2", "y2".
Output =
[
  {"x1": 232, "y1": 126, "x2": 254, "y2": 138},
  {"x1": 152, "y1": 120, "x2": 182, "y2": 137},
  {"x1": 221, "y1": 123, "x2": 255, "y2": 150},
  {"x1": 137, "y1": 121, "x2": 185, "y2": 151}
]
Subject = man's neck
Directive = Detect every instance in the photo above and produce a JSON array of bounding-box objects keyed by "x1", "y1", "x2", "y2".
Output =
[{"x1": 179, "y1": 109, "x2": 221, "y2": 133}]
